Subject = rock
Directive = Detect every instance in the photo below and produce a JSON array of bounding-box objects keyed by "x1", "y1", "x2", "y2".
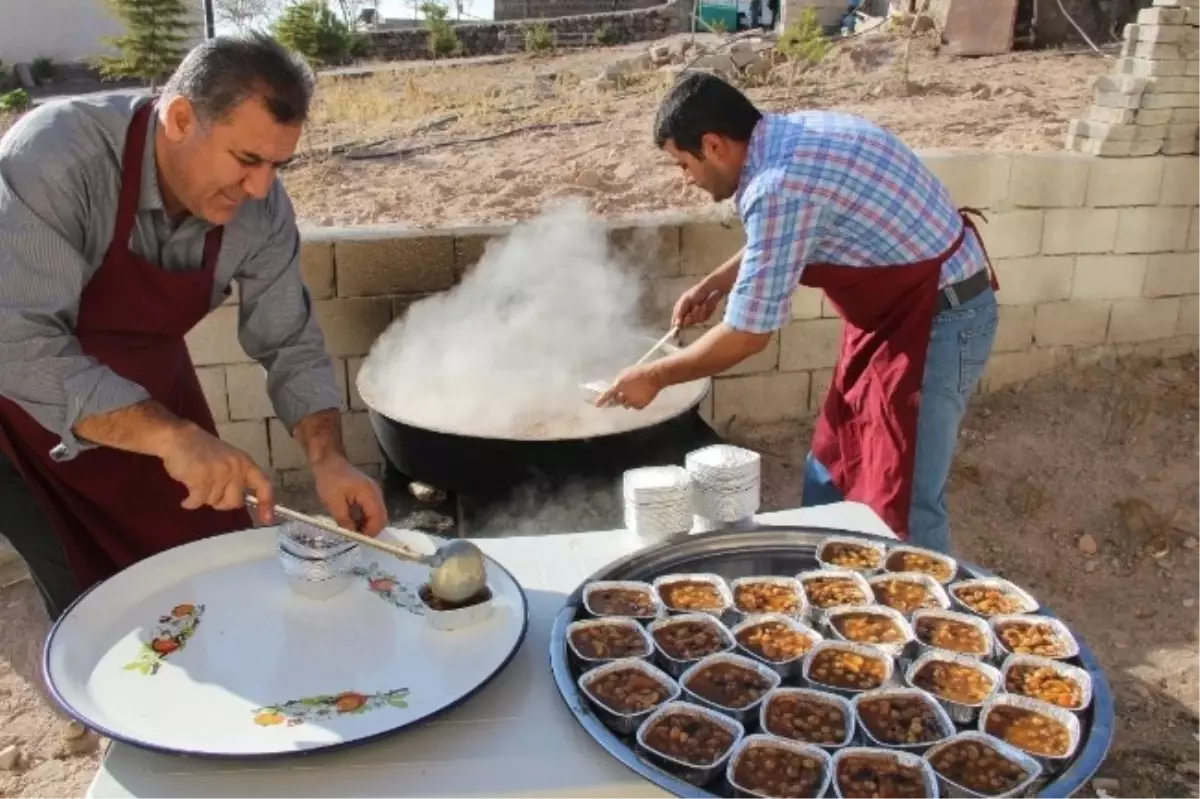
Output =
[
  {"x1": 408, "y1": 482, "x2": 446, "y2": 504},
  {"x1": 650, "y1": 44, "x2": 671, "y2": 63},
  {"x1": 1084, "y1": 560, "x2": 1098, "y2": 573},
  {"x1": 1077, "y1": 533, "x2": 1099, "y2": 555},
  {"x1": 1178, "y1": 761, "x2": 1200, "y2": 777},
  {"x1": 1092, "y1": 778, "x2": 1121, "y2": 797},
  {"x1": 0, "y1": 744, "x2": 18, "y2": 771},
  {"x1": 1184, "y1": 598, "x2": 1195, "y2": 608},
  {"x1": 62, "y1": 720, "x2": 87, "y2": 741},
  {"x1": 692, "y1": 53, "x2": 737, "y2": 76},
  {"x1": 730, "y1": 47, "x2": 762, "y2": 70},
  {"x1": 574, "y1": 169, "x2": 602, "y2": 189},
  {"x1": 1184, "y1": 537, "x2": 1198, "y2": 550}
]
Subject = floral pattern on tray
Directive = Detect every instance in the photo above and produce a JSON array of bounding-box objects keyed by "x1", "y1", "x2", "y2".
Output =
[
  {"x1": 352, "y1": 562, "x2": 425, "y2": 615},
  {"x1": 122, "y1": 603, "x2": 204, "y2": 676},
  {"x1": 253, "y1": 688, "x2": 412, "y2": 727}
]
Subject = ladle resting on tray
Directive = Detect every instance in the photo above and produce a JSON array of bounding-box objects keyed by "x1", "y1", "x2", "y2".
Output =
[{"x1": 245, "y1": 494, "x2": 488, "y2": 604}]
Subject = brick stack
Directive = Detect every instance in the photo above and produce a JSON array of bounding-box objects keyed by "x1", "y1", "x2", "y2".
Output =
[{"x1": 1065, "y1": 0, "x2": 1199, "y2": 157}]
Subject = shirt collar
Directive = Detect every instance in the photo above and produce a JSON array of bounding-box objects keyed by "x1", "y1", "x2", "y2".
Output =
[
  {"x1": 734, "y1": 113, "x2": 773, "y2": 208},
  {"x1": 138, "y1": 102, "x2": 165, "y2": 212}
]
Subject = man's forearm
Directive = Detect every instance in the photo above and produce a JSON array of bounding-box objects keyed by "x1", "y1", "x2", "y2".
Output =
[
  {"x1": 292, "y1": 408, "x2": 347, "y2": 466},
  {"x1": 73, "y1": 399, "x2": 192, "y2": 459},
  {"x1": 701, "y1": 247, "x2": 744, "y2": 297},
  {"x1": 648, "y1": 323, "x2": 771, "y2": 387}
]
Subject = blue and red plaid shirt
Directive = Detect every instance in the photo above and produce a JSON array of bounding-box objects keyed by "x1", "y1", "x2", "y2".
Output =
[{"x1": 725, "y1": 112, "x2": 989, "y2": 335}]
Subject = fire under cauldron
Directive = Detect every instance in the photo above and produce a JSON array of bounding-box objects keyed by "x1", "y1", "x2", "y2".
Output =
[{"x1": 358, "y1": 340, "x2": 722, "y2": 498}]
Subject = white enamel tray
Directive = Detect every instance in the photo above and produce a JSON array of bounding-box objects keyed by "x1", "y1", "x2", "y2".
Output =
[{"x1": 42, "y1": 525, "x2": 528, "y2": 758}]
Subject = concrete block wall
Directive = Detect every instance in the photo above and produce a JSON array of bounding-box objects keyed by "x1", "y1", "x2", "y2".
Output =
[{"x1": 189, "y1": 151, "x2": 1199, "y2": 482}]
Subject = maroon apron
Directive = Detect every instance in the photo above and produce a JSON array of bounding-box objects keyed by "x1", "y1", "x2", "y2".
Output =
[
  {"x1": 0, "y1": 100, "x2": 251, "y2": 592},
  {"x1": 802, "y1": 210, "x2": 997, "y2": 539}
]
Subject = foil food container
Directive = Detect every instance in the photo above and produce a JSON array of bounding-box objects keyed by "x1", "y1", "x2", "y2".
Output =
[
  {"x1": 911, "y1": 608, "x2": 998, "y2": 663},
  {"x1": 728, "y1": 575, "x2": 810, "y2": 626},
  {"x1": 796, "y1": 568, "x2": 875, "y2": 628},
  {"x1": 678, "y1": 651, "x2": 783, "y2": 727},
  {"x1": 977, "y1": 694, "x2": 1082, "y2": 771},
  {"x1": 830, "y1": 746, "x2": 940, "y2": 799},
  {"x1": 634, "y1": 699, "x2": 746, "y2": 787},
  {"x1": 905, "y1": 650, "x2": 1002, "y2": 725},
  {"x1": 824, "y1": 603, "x2": 916, "y2": 659},
  {"x1": 566, "y1": 617, "x2": 655, "y2": 671},
  {"x1": 948, "y1": 578, "x2": 1040, "y2": 619},
  {"x1": 884, "y1": 545, "x2": 960, "y2": 585},
  {"x1": 867, "y1": 571, "x2": 952, "y2": 618},
  {"x1": 577, "y1": 656, "x2": 681, "y2": 735},
  {"x1": 276, "y1": 520, "x2": 361, "y2": 601},
  {"x1": 419, "y1": 584, "x2": 495, "y2": 632},
  {"x1": 582, "y1": 580, "x2": 664, "y2": 623},
  {"x1": 653, "y1": 573, "x2": 734, "y2": 619},
  {"x1": 730, "y1": 612, "x2": 823, "y2": 680},
  {"x1": 998, "y1": 654, "x2": 1094, "y2": 714},
  {"x1": 648, "y1": 612, "x2": 737, "y2": 678},
  {"x1": 989, "y1": 614, "x2": 1080, "y2": 661},
  {"x1": 802, "y1": 639, "x2": 896, "y2": 701},
  {"x1": 815, "y1": 536, "x2": 889, "y2": 576},
  {"x1": 726, "y1": 733, "x2": 834, "y2": 799},
  {"x1": 759, "y1": 687, "x2": 857, "y2": 753},
  {"x1": 923, "y1": 731, "x2": 1045, "y2": 799},
  {"x1": 851, "y1": 687, "x2": 955, "y2": 755}
]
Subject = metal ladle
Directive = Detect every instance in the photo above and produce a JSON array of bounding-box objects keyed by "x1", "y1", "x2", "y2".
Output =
[{"x1": 245, "y1": 494, "x2": 488, "y2": 604}]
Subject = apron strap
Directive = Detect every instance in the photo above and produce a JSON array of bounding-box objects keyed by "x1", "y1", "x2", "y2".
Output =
[{"x1": 959, "y1": 206, "x2": 1000, "y2": 292}]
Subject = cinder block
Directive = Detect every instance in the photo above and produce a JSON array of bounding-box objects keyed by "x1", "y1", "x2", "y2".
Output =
[
  {"x1": 1068, "y1": 119, "x2": 1138, "y2": 142},
  {"x1": 347, "y1": 356, "x2": 366, "y2": 411},
  {"x1": 216, "y1": 420, "x2": 271, "y2": 469},
  {"x1": 791, "y1": 286, "x2": 823, "y2": 320},
  {"x1": 1124, "y1": 22, "x2": 1188, "y2": 42},
  {"x1": 1162, "y1": 134, "x2": 1199, "y2": 154},
  {"x1": 977, "y1": 211, "x2": 1044, "y2": 259},
  {"x1": 186, "y1": 306, "x2": 249, "y2": 366},
  {"x1": 642, "y1": 277, "x2": 695, "y2": 324},
  {"x1": 452, "y1": 224, "x2": 509, "y2": 279},
  {"x1": 342, "y1": 411, "x2": 383, "y2": 465},
  {"x1": 1161, "y1": 333, "x2": 1200, "y2": 356},
  {"x1": 313, "y1": 298, "x2": 393, "y2": 357},
  {"x1": 1034, "y1": 301, "x2": 1111, "y2": 346},
  {"x1": 1144, "y1": 253, "x2": 1200, "y2": 295},
  {"x1": 1142, "y1": 92, "x2": 1200, "y2": 110},
  {"x1": 1136, "y1": 108, "x2": 1175, "y2": 125},
  {"x1": 1008, "y1": 154, "x2": 1090, "y2": 208},
  {"x1": 1178, "y1": 295, "x2": 1199, "y2": 334},
  {"x1": 1147, "y1": 75, "x2": 1200, "y2": 92},
  {"x1": 681, "y1": 220, "x2": 745, "y2": 276},
  {"x1": 268, "y1": 419, "x2": 305, "y2": 470},
  {"x1": 1086, "y1": 157, "x2": 1165, "y2": 206},
  {"x1": 779, "y1": 319, "x2": 843, "y2": 371},
  {"x1": 919, "y1": 151, "x2": 1012, "y2": 209},
  {"x1": 821, "y1": 293, "x2": 840, "y2": 318},
  {"x1": 226, "y1": 363, "x2": 273, "y2": 420},
  {"x1": 992, "y1": 256, "x2": 1074, "y2": 305},
  {"x1": 299, "y1": 241, "x2": 335, "y2": 300},
  {"x1": 610, "y1": 222, "x2": 682, "y2": 278},
  {"x1": 808, "y1": 368, "x2": 833, "y2": 411},
  {"x1": 1041, "y1": 208, "x2": 1119, "y2": 255},
  {"x1": 1114, "y1": 207, "x2": 1192, "y2": 252},
  {"x1": 981, "y1": 349, "x2": 1060, "y2": 392},
  {"x1": 1112, "y1": 56, "x2": 1187, "y2": 77},
  {"x1": 1108, "y1": 297, "x2": 1182, "y2": 341},
  {"x1": 1065, "y1": 134, "x2": 1137, "y2": 157},
  {"x1": 712, "y1": 371, "x2": 810, "y2": 427},
  {"x1": 1190, "y1": 207, "x2": 1200, "y2": 250},
  {"x1": 195, "y1": 366, "x2": 229, "y2": 423},
  {"x1": 1071, "y1": 255, "x2": 1149, "y2": 299},
  {"x1": 995, "y1": 305, "x2": 1035, "y2": 352},
  {"x1": 698, "y1": 390, "x2": 715, "y2": 426},
  {"x1": 680, "y1": 328, "x2": 780, "y2": 375},
  {"x1": 1087, "y1": 106, "x2": 1137, "y2": 124},
  {"x1": 1140, "y1": 6, "x2": 1188, "y2": 24},
  {"x1": 392, "y1": 294, "x2": 431, "y2": 321},
  {"x1": 333, "y1": 231, "x2": 456, "y2": 297},
  {"x1": 1173, "y1": 108, "x2": 1200, "y2": 123},
  {"x1": 1159, "y1": 156, "x2": 1200, "y2": 205},
  {"x1": 1093, "y1": 89, "x2": 1144, "y2": 110}
]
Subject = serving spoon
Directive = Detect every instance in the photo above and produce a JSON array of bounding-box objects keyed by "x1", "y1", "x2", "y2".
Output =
[{"x1": 246, "y1": 494, "x2": 488, "y2": 604}]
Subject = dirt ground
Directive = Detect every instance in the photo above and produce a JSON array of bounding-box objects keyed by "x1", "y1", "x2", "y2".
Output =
[
  {"x1": 279, "y1": 31, "x2": 1104, "y2": 228},
  {"x1": 1, "y1": 351, "x2": 1196, "y2": 798}
]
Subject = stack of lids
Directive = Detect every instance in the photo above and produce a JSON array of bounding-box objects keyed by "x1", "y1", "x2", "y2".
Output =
[
  {"x1": 686, "y1": 444, "x2": 761, "y2": 525},
  {"x1": 622, "y1": 465, "x2": 693, "y2": 542}
]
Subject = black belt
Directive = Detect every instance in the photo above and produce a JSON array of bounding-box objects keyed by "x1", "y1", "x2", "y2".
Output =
[{"x1": 938, "y1": 269, "x2": 991, "y2": 312}]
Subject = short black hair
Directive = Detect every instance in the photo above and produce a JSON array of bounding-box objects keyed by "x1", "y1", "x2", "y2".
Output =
[
  {"x1": 162, "y1": 32, "x2": 315, "y2": 126},
  {"x1": 653, "y1": 72, "x2": 762, "y2": 156}
]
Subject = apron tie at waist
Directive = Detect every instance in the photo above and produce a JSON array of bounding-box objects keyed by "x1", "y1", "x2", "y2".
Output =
[{"x1": 958, "y1": 206, "x2": 1000, "y2": 292}]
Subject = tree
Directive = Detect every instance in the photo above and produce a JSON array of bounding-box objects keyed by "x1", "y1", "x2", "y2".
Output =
[
  {"x1": 213, "y1": 0, "x2": 278, "y2": 31},
  {"x1": 272, "y1": 0, "x2": 357, "y2": 65},
  {"x1": 421, "y1": 1, "x2": 461, "y2": 56},
  {"x1": 100, "y1": 0, "x2": 195, "y2": 88}
]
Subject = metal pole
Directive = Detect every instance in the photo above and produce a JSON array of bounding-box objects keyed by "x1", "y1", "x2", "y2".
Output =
[{"x1": 202, "y1": 0, "x2": 216, "y2": 38}]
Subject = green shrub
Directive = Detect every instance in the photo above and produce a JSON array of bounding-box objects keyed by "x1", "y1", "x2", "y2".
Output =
[
  {"x1": 0, "y1": 89, "x2": 31, "y2": 112},
  {"x1": 31, "y1": 57, "x2": 56, "y2": 83},
  {"x1": 272, "y1": 0, "x2": 356, "y2": 66},
  {"x1": 524, "y1": 21, "x2": 553, "y2": 53},
  {"x1": 594, "y1": 23, "x2": 618, "y2": 45},
  {"x1": 422, "y1": 1, "x2": 463, "y2": 57}
]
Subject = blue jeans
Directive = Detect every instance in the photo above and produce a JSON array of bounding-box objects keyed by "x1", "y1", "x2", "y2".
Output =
[{"x1": 801, "y1": 288, "x2": 999, "y2": 554}]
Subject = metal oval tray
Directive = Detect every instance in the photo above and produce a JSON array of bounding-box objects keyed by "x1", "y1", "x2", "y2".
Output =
[{"x1": 549, "y1": 524, "x2": 1114, "y2": 799}]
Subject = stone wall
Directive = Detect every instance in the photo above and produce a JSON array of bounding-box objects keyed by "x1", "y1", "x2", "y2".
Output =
[
  {"x1": 494, "y1": 0, "x2": 664, "y2": 22},
  {"x1": 188, "y1": 151, "x2": 1200, "y2": 485},
  {"x1": 365, "y1": 1, "x2": 683, "y2": 60}
]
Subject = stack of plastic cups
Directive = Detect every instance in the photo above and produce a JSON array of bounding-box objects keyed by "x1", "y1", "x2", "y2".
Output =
[
  {"x1": 685, "y1": 444, "x2": 761, "y2": 533},
  {"x1": 622, "y1": 465, "x2": 693, "y2": 544}
]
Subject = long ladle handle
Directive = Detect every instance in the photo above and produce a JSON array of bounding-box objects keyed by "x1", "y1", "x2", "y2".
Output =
[
  {"x1": 633, "y1": 325, "x2": 680, "y2": 367},
  {"x1": 245, "y1": 494, "x2": 427, "y2": 564}
]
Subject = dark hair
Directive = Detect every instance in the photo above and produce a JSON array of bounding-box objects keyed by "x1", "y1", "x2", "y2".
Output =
[
  {"x1": 653, "y1": 72, "x2": 762, "y2": 156},
  {"x1": 162, "y1": 32, "x2": 315, "y2": 126}
]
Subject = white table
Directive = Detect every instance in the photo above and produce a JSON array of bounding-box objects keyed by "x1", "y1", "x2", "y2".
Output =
[{"x1": 87, "y1": 502, "x2": 896, "y2": 799}]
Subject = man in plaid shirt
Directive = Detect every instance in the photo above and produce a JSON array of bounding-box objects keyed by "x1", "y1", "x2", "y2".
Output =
[{"x1": 598, "y1": 73, "x2": 999, "y2": 554}]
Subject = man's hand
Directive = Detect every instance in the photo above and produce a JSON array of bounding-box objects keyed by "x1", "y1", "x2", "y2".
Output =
[
  {"x1": 312, "y1": 455, "x2": 388, "y2": 536},
  {"x1": 672, "y1": 283, "x2": 725, "y2": 329},
  {"x1": 595, "y1": 364, "x2": 664, "y2": 410},
  {"x1": 158, "y1": 424, "x2": 276, "y2": 523}
]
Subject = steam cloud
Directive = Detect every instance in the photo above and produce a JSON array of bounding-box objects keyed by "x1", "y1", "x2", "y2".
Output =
[{"x1": 358, "y1": 200, "x2": 703, "y2": 439}]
